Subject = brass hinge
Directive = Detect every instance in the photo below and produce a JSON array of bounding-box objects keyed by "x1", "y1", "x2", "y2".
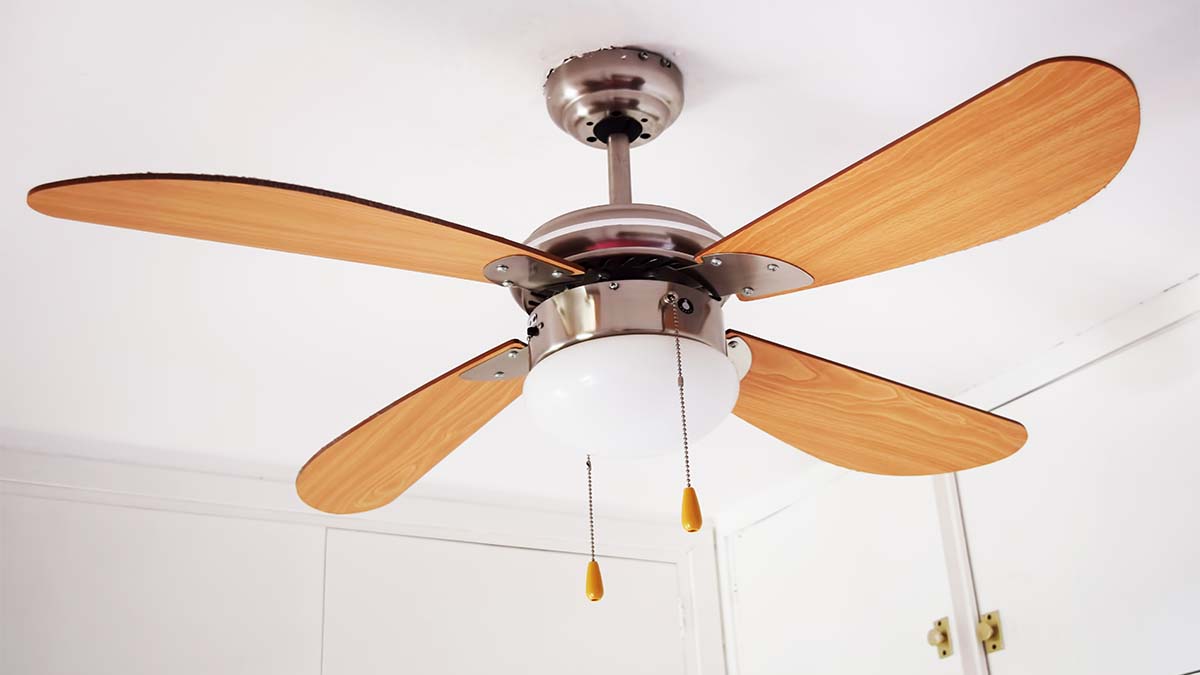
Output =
[
  {"x1": 926, "y1": 617, "x2": 953, "y2": 659},
  {"x1": 977, "y1": 610, "x2": 1005, "y2": 653}
]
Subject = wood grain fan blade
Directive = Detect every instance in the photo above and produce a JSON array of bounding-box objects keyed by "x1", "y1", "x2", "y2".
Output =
[
  {"x1": 27, "y1": 174, "x2": 582, "y2": 282},
  {"x1": 296, "y1": 341, "x2": 525, "y2": 514},
  {"x1": 703, "y1": 57, "x2": 1139, "y2": 297},
  {"x1": 729, "y1": 330, "x2": 1026, "y2": 475}
]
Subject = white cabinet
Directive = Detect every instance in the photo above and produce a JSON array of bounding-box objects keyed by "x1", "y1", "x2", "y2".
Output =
[
  {"x1": 0, "y1": 453, "x2": 719, "y2": 675},
  {"x1": 321, "y1": 528, "x2": 688, "y2": 675},
  {"x1": 957, "y1": 316, "x2": 1200, "y2": 675},
  {"x1": 0, "y1": 496, "x2": 326, "y2": 675},
  {"x1": 727, "y1": 468, "x2": 959, "y2": 675}
]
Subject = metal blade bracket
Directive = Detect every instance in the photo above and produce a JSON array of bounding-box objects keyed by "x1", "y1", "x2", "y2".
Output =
[
  {"x1": 460, "y1": 343, "x2": 531, "y2": 381},
  {"x1": 696, "y1": 253, "x2": 813, "y2": 300},
  {"x1": 485, "y1": 255, "x2": 582, "y2": 291},
  {"x1": 725, "y1": 333, "x2": 753, "y2": 380}
]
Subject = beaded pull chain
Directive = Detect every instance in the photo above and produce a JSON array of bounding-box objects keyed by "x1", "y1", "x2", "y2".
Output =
[
  {"x1": 669, "y1": 300, "x2": 703, "y2": 533},
  {"x1": 584, "y1": 455, "x2": 604, "y2": 601}
]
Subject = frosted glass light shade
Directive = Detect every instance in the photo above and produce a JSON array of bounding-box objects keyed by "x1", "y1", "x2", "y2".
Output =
[{"x1": 523, "y1": 334, "x2": 740, "y2": 458}]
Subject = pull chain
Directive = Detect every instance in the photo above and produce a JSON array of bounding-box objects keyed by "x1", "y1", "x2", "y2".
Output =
[
  {"x1": 584, "y1": 455, "x2": 604, "y2": 601},
  {"x1": 671, "y1": 305, "x2": 692, "y2": 488},
  {"x1": 587, "y1": 455, "x2": 595, "y2": 561},
  {"x1": 671, "y1": 302, "x2": 703, "y2": 533}
]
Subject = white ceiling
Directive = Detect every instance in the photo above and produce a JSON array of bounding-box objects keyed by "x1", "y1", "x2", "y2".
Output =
[{"x1": 1, "y1": 0, "x2": 1196, "y2": 522}]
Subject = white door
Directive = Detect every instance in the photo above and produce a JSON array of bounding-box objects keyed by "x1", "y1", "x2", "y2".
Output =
[
  {"x1": 957, "y1": 316, "x2": 1200, "y2": 675},
  {"x1": 727, "y1": 466, "x2": 962, "y2": 675}
]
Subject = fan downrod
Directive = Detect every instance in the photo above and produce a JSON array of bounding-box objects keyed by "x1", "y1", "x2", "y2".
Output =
[{"x1": 498, "y1": 46, "x2": 813, "y2": 311}]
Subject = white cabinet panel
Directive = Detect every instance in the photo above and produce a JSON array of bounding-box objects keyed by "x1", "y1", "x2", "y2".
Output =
[
  {"x1": 0, "y1": 496, "x2": 325, "y2": 675},
  {"x1": 730, "y1": 470, "x2": 959, "y2": 675},
  {"x1": 959, "y1": 317, "x2": 1200, "y2": 675},
  {"x1": 322, "y1": 529, "x2": 686, "y2": 675}
]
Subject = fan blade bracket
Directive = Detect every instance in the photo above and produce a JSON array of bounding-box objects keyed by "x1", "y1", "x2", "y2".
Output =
[
  {"x1": 459, "y1": 342, "x2": 531, "y2": 381},
  {"x1": 725, "y1": 333, "x2": 753, "y2": 380},
  {"x1": 692, "y1": 253, "x2": 814, "y2": 300},
  {"x1": 485, "y1": 254, "x2": 582, "y2": 291}
]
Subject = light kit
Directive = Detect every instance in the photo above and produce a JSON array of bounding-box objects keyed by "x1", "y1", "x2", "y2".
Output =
[{"x1": 26, "y1": 46, "x2": 1139, "y2": 600}]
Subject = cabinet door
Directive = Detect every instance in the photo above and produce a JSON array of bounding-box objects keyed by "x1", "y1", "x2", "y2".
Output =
[
  {"x1": 957, "y1": 317, "x2": 1200, "y2": 674},
  {"x1": 321, "y1": 529, "x2": 687, "y2": 675},
  {"x1": 0, "y1": 496, "x2": 326, "y2": 675},
  {"x1": 729, "y1": 468, "x2": 961, "y2": 675}
]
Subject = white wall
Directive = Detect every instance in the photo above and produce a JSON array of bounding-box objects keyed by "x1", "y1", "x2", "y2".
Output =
[
  {"x1": 0, "y1": 450, "x2": 726, "y2": 675},
  {"x1": 322, "y1": 530, "x2": 685, "y2": 674},
  {"x1": 1, "y1": 496, "x2": 326, "y2": 675}
]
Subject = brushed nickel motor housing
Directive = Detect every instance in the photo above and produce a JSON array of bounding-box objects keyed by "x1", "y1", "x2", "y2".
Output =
[
  {"x1": 544, "y1": 46, "x2": 684, "y2": 149},
  {"x1": 525, "y1": 203, "x2": 721, "y2": 263},
  {"x1": 511, "y1": 203, "x2": 723, "y2": 311},
  {"x1": 526, "y1": 279, "x2": 725, "y2": 366}
]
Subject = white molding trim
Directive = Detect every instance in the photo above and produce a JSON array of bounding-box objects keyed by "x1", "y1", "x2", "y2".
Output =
[
  {"x1": 955, "y1": 272, "x2": 1200, "y2": 411},
  {"x1": 713, "y1": 527, "x2": 743, "y2": 675},
  {"x1": 0, "y1": 446, "x2": 678, "y2": 560},
  {"x1": 933, "y1": 473, "x2": 990, "y2": 675}
]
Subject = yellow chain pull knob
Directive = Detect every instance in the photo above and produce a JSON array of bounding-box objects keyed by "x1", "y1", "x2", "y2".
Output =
[
  {"x1": 681, "y1": 486, "x2": 703, "y2": 532},
  {"x1": 585, "y1": 559, "x2": 604, "y2": 601}
]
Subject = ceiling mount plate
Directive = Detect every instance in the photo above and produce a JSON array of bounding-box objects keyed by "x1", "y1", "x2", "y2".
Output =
[{"x1": 544, "y1": 46, "x2": 684, "y2": 149}]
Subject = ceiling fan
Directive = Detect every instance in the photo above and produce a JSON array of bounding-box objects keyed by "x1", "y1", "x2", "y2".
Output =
[{"x1": 27, "y1": 47, "x2": 1139, "y2": 524}]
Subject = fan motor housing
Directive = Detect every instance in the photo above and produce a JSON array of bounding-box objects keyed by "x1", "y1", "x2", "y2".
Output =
[
  {"x1": 510, "y1": 203, "x2": 724, "y2": 312},
  {"x1": 526, "y1": 279, "x2": 725, "y2": 367}
]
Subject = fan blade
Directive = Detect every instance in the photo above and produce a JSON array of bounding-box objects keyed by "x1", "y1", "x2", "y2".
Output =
[
  {"x1": 702, "y1": 57, "x2": 1139, "y2": 297},
  {"x1": 729, "y1": 330, "x2": 1025, "y2": 475},
  {"x1": 296, "y1": 341, "x2": 525, "y2": 514},
  {"x1": 27, "y1": 174, "x2": 582, "y2": 282}
]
